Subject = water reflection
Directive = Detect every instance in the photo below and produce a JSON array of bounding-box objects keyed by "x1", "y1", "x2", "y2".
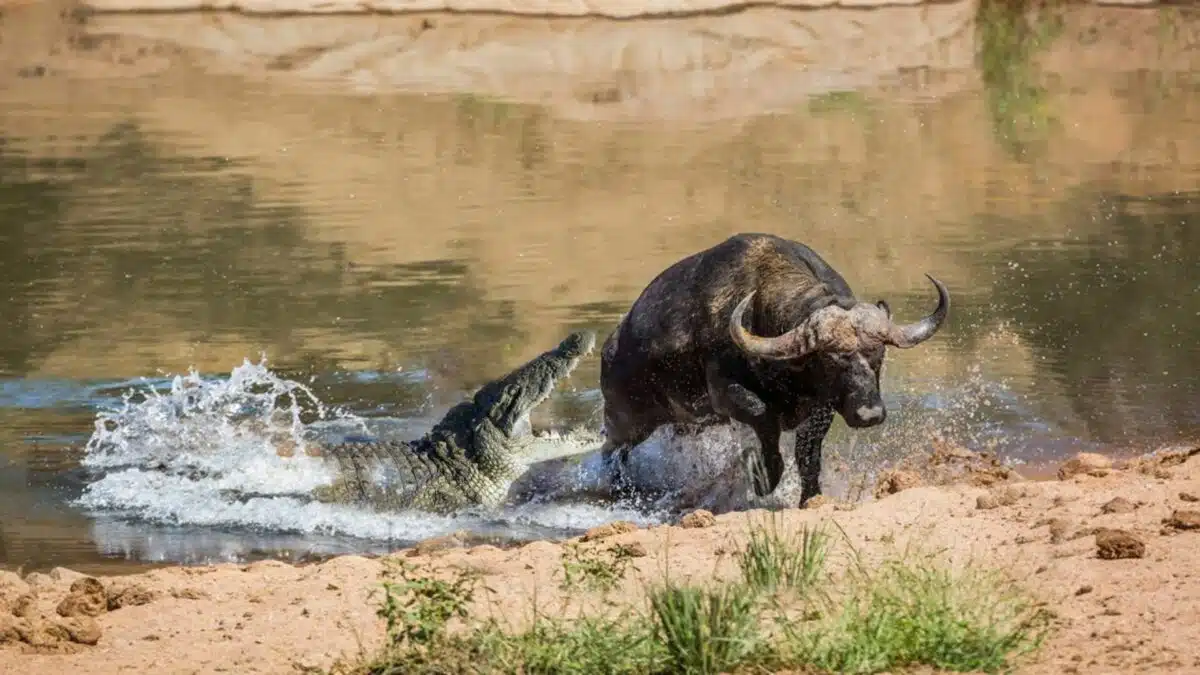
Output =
[
  {"x1": 987, "y1": 189, "x2": 1200, "y2": 446},
  {"x1": 0, "y1": 2, "x2": 1197, "y2": 572}
]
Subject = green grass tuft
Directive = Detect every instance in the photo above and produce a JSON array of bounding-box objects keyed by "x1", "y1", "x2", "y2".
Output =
[
  {"x1": 649, "y1": 582, "x2": 762, "y2": 674},
  {"x1": 339, "y1": 519, "x2": 1051, "y2": 675},
  {"x1": 738, "y1": 517, "x2": 830, "y2": 594},
  {"x1": 792, "y1": 558, "x2": 1053, "y2": 674},
  {"x1": 557, "y1": 541, "x2": 638, "y2": 593}
]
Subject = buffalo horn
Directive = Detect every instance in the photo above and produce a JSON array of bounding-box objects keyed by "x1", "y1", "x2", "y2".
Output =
[
  {"x1": 728, "y1": 292, "x2": 816, "y2": 360},
  {"x1": 885, "y1": 274, "x2": 950, "y2": 348}
]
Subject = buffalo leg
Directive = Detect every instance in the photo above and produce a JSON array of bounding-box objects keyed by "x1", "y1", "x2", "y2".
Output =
[
  {"x1": 704, "y1": 360, "x2": 781, "y2": 496},
  {"x1": 793, "y1": 406, "x2": 835, "y2": 503},
  {"x1": 745, "y1": 417, "x2": 784, "y2": 497},
  {"x1": 705, "y1": 360, "x2": 767, "y2": 418}
]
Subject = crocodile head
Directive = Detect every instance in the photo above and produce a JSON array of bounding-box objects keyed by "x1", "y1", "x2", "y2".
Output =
[{"x1": 472, "y1": 330, "x2": 597, "y2": 440}]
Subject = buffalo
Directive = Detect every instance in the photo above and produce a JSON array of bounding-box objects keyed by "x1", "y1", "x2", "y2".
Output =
[{"x1": 599, "y1": 233, "x2": 950, "y2": 503}]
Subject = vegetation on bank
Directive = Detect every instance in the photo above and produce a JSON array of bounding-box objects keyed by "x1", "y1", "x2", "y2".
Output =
[{"x1": 332, "y1": 517, "x2": 1052, "y2": 675}]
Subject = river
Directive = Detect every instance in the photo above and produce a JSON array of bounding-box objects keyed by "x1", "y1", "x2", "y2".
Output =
[{"x1": 0, "y1": 0, "x2": 1196, "y2": 573}]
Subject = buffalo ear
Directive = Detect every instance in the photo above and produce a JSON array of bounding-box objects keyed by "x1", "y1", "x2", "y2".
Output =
[{"x1": 876, "y1": 300, "x2": 891, "y2": 318}]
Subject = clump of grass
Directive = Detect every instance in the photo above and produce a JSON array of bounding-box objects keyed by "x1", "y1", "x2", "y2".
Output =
[
  {"x1": 375, "y1": 559, "x2": 481, "y2": 648},
  {"x1": 649, "y1": 582, "x2": 762, "y2": 674},
  {"x1": 791, "y1": 557, "x2": 1054, "y2": 674},
  {"x1": 557, "y1": 541, "x2": 638, "y2": 593},
  {"x1": 363, "y1": 613, "x2": 663, "y2": 675},
  {"x1": 738, "y1": 517, "x2": 830, "y2": 594},
  {"x1": 343, "y1": 520, "x2": 1050, "y2": 675}
]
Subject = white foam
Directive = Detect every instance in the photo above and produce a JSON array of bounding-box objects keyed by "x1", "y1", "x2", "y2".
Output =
[
  {"x1": 73, "y1": 353, "x2": 1065, "y2": 553},
  {"x1": 73, "y1": 357, "x2": 655, "y2": 545}
]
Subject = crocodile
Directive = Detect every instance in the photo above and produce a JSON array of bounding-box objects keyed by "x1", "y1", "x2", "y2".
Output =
[{"x1": 306, "y1": 330, "x2": 596, "y2": 515}]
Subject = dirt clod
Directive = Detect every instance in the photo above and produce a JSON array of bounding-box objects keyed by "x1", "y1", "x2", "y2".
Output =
[
  {"x1": 679, "y1": 510, "x2": 716, "y2": 529},
  {"x1": 1100, "y1": 497, "x2": 1137, "y2": 515},
  {"x1": 801, "y1": 495, "x2": 835, "y2": 509},
  {"x1": 1059, "y1": 453, "x2": 1114, "y2": 480},
  {"x1": 405, "y1": 532, "x2": 467, "y2": 557},
  {"x1": 59, "y1": 617, "x2": 102, "y2": 645},
  {"x1": 582, "y1": 521, "x2": 639, "y2": 541},
  {"x1": 1164, "y1": 510, "x2": 1200, "y2": 531},
  {"x1": 1095, "y1": 528, "x2": 1146, "y2": 560},
  {"x1": 1048, "y1": 517, "x2": 1073, "y2": 544},
  {"x1": 10, "y1": 594, "x2": 37, "y2": 618},
  {"x1": 106, "y1": 584, "x2": 158, "y2": 610},
  {"x1": 977, "y1": 485, "x2": 1022, "y2": 510},
  {"x1": 873, "y1": 469, "x2": 923, "y2": 498},
  {"x1": 170, "y1": 588, "x2": 208, "y2": 601},
  {"x1": 56, "y1": 578, "x2": 108, "y2": 618},
  {"x1": 1180, "y1": 492, "x2": 1199, "y2": 502},
  {"x1": 613, "y1": 542, "x2": 648, "y2": 558}
]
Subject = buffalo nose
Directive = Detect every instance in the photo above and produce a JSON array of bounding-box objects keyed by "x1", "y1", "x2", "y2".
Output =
[{"x1": 854, "y1": 405, "x2": 885, "y2": 425}]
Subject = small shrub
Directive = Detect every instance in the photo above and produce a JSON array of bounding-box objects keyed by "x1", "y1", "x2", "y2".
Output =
[
  {"x1": 483, "y1": 613, "x2": 663, "y2": 674},
  {"x1": 558, "y1": 542, "x2": 637, "y2": 593},
  {"x1": 376, "y1": 560, "x2": 480, "y2": 648},
  {"x1": 791, "y1": 558, "x2": 1052, "y2": 673},
  {"x1": 738, "y1": 518, "x2": 830, "y2": 594},
  {"x1": 649, "y1": 582, "x2": 761, "y2": 674}
]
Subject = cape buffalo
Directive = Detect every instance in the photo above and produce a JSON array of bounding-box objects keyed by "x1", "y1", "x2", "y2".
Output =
[{"x1": 599, "y1": 233, "x2": 950, "y2": 503}]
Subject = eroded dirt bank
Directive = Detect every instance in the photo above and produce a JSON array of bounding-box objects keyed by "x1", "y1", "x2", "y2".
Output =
[
  {"x1": 1, "y1": 444, "x2": 1197, "y2": 674},
  {"x1": 58, "y1": 0, "x2": 1189, "y2": 19}
]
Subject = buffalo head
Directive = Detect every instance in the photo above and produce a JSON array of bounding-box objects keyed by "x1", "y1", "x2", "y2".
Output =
[{"x1": 728, "y1": 274, "x2": 950, "y2": 428}]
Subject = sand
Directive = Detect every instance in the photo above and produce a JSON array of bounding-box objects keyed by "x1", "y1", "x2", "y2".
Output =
[{"x1": 1, "y1": 444, "x2": 1198, "y2": 674}]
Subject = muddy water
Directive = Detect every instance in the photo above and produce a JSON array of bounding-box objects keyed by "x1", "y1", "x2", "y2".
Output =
[{"x1": 0, "y1": 2, "x2": 1197, "y2": 573}]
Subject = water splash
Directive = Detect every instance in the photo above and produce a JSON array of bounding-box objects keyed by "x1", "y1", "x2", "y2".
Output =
[
  {"x1": 514, "y1": 359, "x2": 1080, "y2": 516},
  {"x1": 73, "y1": 358, "x2": 659, "y2": 555}
]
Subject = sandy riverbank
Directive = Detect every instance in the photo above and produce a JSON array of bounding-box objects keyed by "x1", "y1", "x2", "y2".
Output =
[
  {"x1": 53, "y1": 0, "x2": 1185, "y2": 19},
  {"x1": 1, "y1": 442, "x2": 1197, "y2": 673}
]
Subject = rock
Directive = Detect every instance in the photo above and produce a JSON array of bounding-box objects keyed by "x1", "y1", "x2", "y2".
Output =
[
  {"x1": 58, "y1": 616, "x2": 102, "y2": 645},
  {"x1": 1075, "y1": 585, "x2": 1093, "y2": 595},
  {"x1": 1180, "y1": 492, "x2": 1199, "y2": 503},
  {"x1": 582, "y1": 521, "x2": 639, "y2": 541},
  {"x1": 1095, "y1": 528, "x2": 1145, "y2": 560},
  {"x1": 1058, "y1": 453, "x2": 1113, "y2": 480},
  {"x1": 977, "y1": 486, "x2": 1022, "y2": 510},
  {"x1": 679, "y1": 510, "x2": 716, "y2": 529},
  {"x1": 106, "y1": 583, "x2": 159, "y2": 610},
  {"x1": 1164, "y1": 510, "x2": 1200, "y2": 531},
  {"x1": 1100, "y1": 497, "x2": 1137, "y2": 514},
  {"x1": 873, "y1": 469, "x2": 922, "y2": 498},
  {"x1": 56, "y1": 578, "x2": 108, "y2": 618}
]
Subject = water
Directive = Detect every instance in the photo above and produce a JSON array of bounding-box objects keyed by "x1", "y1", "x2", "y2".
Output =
[{"x1": 0, "y1": 1, "x2": 1198, "y2": 573}]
